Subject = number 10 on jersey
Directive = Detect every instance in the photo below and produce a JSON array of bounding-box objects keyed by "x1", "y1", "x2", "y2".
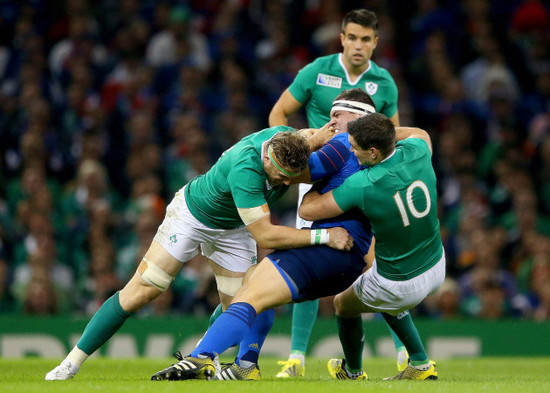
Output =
[{"x1": 392, "y1": 180, "x2": 431, "y2": 227}]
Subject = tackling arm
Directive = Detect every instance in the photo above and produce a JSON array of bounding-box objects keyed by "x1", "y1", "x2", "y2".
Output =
[
  {"x1": 239, "y1": 204, "x2": 352, "y2": 251},
  {"x1": 299, "y1": 189, "x2": 345, "y2": 222},
  {"x1": 395, "y1": 127, "x2": 433, "y2": 155}
]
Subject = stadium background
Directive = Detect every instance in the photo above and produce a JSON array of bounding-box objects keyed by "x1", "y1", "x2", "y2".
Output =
[{"x1": 0, "y1": 0, "x2": 549, "y2": 357}]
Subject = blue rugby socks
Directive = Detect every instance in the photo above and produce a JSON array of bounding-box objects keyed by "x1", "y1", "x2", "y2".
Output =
[
  {"x1": 192, "y1": 302, "x2": 257, "y2": 359},
  {"x1": 236, "y1": 308, "x2": 275, "y2": 367}
]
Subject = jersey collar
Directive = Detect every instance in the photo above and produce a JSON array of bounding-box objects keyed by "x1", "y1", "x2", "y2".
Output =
[{"x1": 338, "y1": 53, "x2": 371, "y2": 86}]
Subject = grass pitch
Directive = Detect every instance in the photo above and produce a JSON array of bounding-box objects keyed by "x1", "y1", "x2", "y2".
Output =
[{"x1": 1, "y1": 357, "x2": 550, "y2": 393}]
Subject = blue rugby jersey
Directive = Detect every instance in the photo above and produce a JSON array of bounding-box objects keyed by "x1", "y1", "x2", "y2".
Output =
[{"x1": 307, "y1": 132, "x2": 372, "y2": 256}]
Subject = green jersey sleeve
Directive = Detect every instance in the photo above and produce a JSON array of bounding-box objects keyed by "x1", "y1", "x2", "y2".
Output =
[
  {"x1": 226, "y1": 151, "x2": 268, "y2": 209},
  {"x1": 332, "y1": 171, "x2": 367, "y2": 212}
]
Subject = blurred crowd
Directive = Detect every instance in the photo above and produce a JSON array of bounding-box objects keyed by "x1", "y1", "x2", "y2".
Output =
[{"x1": 0, "y1": 0, "x2": 549, "y2": 321}]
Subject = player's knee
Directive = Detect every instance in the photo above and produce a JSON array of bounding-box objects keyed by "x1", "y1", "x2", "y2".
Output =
[
  {"x1": 333, "y1": 293, "x2": 345, "y2": 315},
  {"x1": 333, "y1": 293, "x2": 355, "y2": 318},
  {"x1": 119, "y1": 283, "x2": 160, "y2": 312},
  {"x1": 214, "y1": 275, "x2": 244, "y2": 297}
]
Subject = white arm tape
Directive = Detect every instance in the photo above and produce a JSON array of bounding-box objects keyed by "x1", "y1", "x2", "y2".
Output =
[
  {"x1": 214, "y1": 275, "x2": 244, "y2": 297},
  {"x1": 137, "y1": 258, "x2": 174, "y2": 292},
  {"x1": 238, "y1": 206, "x2": 269, "y2": 226},
  {"x1": 310, "y1": 228, "x2": 330, "y2": 245}
]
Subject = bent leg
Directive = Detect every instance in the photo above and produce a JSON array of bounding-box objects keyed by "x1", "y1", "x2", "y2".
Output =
[
  {"x1": 77, "y1": 242, "x2": 182, "y2": 359},
  {"x1": 192, "y1": 258, "x2": 292, "y2": 359},
  {"x1": 207, "y1": 258, "x2": 246, "y2": 311},
  {"x1": 46, "y1": 241, "x2": 184, "y2": 380},
  {"x1": 236, "y1": 308, "x2": 275, "y2": 367},
  {"x1": 333, "y1": 286, "x2": 374, "y2": 373}
]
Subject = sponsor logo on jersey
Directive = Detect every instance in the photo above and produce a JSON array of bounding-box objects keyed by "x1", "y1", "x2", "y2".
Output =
[
  {"x1": 365, "y1": 81, "x2": 378, "y2": 95},
  {"x1": 317, "y1": 73, "x2": 342, "y2": 88}
]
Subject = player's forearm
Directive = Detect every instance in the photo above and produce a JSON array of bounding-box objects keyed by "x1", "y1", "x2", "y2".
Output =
[
  {"x1": 305, "y1": 123, "x2": 337, "y2": 151},
  {"x1": 269, "y1": 89, "x2": 301, "y2": 127},
  {"x1": 299, "y1": 190, "x2": 342, "y2": 221},
  {"x1": 395, "y1": 127, "x2": 433, "y2": 153},
  {"x1": 253, "y1": 225, "x2": 315, "y2": 249},
  {"x1": 268, "y1": 108, "x2": 289, "y2": 126},
  {"x1": 395, "y1": 127, "x2": 428, "y2": 141},
  {"x1": 300, "y1": 189, "x2": 322, "y2": 206},
  {"x1": 299, "y1": 190, "x2": 321, "y2": 221},
  {"x1": 306, "y1": 131, "x2": 327, "y2": 151}
]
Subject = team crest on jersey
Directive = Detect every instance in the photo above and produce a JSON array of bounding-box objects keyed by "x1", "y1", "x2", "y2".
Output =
[
  {"x1": 365, "y1": 81, "x2": 378, "y2": 95},
  {"x1": 317, "y1": 73, "x2": 342, "y2": 88}
]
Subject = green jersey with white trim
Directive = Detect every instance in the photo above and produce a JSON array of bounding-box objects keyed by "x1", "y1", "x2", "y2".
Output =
[
  {"x1": 332, "y1": 138, "x2": 443, "y2": 280},
  {"x1": 289, "y1": 53, "x2": 398, "y2": 128},
  {"x1": 184, "y1": 126, "x2": 294, "y2": 229}
]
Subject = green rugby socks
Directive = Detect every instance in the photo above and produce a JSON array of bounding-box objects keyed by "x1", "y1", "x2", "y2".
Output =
[
  {"x1": 290, "y1": 299, "x2": 319, "y2": 359},
  {"x1": 76, "y1": 292, "x2": 133, "y2": 356},
  {"x1": 382, "y1": 311, "x2": 428, "y2": 364},
  {"x1": 336, "y1": 315, "x2": 364, "y2": 373}
]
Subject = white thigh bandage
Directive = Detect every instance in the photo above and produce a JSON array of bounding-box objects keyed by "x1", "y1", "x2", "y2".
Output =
[
  {"x1": 214, "y1": 275, "x2": 244, "y2": 296},
  {"x1": 137, "y1": 258, "x2": 175, "y2": 292}
]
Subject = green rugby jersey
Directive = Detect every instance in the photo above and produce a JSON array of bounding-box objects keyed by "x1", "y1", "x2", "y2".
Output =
[
  {"x1": 184, "y1": 126, "x2": 294, "y2": 229},
  {"x1": 332, "y1": 138, "x2": 443, "y2": 280},
  {"x1": 289, "y1": 54, "x2": 398, "y2": 128}
]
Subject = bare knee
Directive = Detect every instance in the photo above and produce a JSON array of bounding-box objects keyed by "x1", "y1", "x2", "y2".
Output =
[
  {"x1": 119, "y1": 275, "x2": 162, "y2": 312},
  {"x1": 333, "y1": 294, "x2": 346, "y2": 316},
  {"x1": 333, "y1": 292, "x2": 362, "y2": 318}
]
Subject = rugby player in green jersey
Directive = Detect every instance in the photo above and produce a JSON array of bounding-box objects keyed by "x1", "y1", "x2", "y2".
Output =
[
  {"x1": 45, "y1": 125, "x2": 352, "y2": 381},
  {"x1": 299, "y1": 113, "x2": 444, "y2": 380},
  {"x1": 270, "y1": 8, "x2": 415, "y2": 378}
]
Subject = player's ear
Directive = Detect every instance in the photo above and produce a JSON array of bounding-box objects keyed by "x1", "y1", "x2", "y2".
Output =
[{"x1": 373, "y1": 34, "x2": 379, "y2": 49}]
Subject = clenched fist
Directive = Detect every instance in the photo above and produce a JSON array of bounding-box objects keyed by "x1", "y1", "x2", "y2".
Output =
[{"x1": 327, "y1": 227, "x2": 354, "y2": 251}]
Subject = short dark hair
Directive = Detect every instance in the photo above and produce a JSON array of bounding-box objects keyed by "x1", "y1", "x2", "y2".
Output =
[
  {"x1": 342, "y1": 9, "x2": 379, "y2": 33},
  {"x1": 348, "y1": 113, "x2": 395, "y2": 157},
  {"x1": 268, "y1": 132, "x2": 310, "y2": 174},
  {"x1": 334, "y1": 88, "x2": 377, "y2": 111}
]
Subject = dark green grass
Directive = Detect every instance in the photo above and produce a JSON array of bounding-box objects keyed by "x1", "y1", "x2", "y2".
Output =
[{"x1": 1, "y1": 357, "x2": 550, "y2": 393}]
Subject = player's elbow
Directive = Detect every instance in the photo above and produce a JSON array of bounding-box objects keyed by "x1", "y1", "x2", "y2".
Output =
[
  {"x1": 253, "y1": 233, "x2": 278, "y2": 249},
  {"x1": 298, "y1": 205, "x2": 315, "y2": 221}
]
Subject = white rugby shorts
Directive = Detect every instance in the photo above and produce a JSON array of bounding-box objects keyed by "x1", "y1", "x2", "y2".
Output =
[
  {"x1": 353, "y1": 251, "x2": 446, "y2": 315},
  {"x1": 153, "y1": 188, "x2": 257, "y2": 273}
]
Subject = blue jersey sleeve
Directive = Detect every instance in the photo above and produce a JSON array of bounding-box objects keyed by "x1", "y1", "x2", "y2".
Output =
[{"x1": 308, "y1": 136, "x2": 351, "y2": 181}]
